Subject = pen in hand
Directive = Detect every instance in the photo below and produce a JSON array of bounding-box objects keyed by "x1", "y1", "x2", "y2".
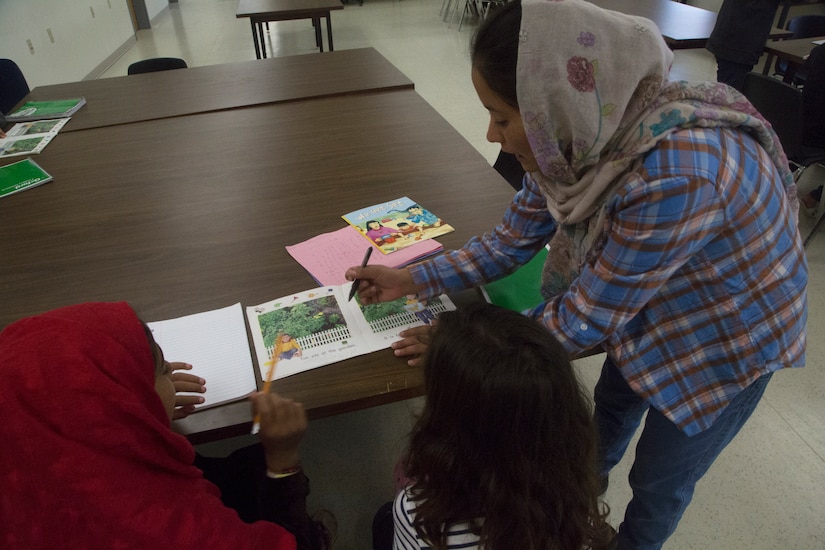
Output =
[{"x1": 348, "y1": 247, "x2": 373, "y2": 302}]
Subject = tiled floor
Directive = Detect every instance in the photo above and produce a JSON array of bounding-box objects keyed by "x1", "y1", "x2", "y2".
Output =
[{"x1": 102, "y1": 1, "x2": 825, "y2": 548}]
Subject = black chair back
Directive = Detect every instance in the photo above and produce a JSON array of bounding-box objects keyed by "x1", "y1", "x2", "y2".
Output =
[
  {"x1": 127, "y1": 57, "x2": 188, "y2": 75},
  {"x1": 804, "y1": 44, "x2": 825, "y2": 149},
  {"x1": 0, "y1": 59, "x2": 31, "y2": 115},
  {"x1": 742, "y1": 73, "x2": 804, "y2": 163},
  {"x1": 744, "y1": 72, "x2": 825, "y2": 248},
  {"x1": 787, "y1": 14, "x2": 825, "y2": 39}
]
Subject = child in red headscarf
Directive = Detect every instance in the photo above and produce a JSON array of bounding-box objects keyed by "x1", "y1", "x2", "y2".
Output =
[{"x1": 0, "y1": 301, "x2": 330, "y2": 550}]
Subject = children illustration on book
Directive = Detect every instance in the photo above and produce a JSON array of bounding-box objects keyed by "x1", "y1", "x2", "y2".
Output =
[
  {"x1": 365, "y1": 221, "x2": 402, "y2": 246},
  {"x1": 395, "y1": 222, "x2": 422, "y2": 240},
  {"x1": 403, "y1": 295, "x2": 436, "y2": 325},
  {"x1": 405, "y1": 205, "x2": 442, "y2": 228},
  {"x1": 254, "y1": 291, "x2": 350, "y2": 369},
  {"x1": 342, "y1": 197, "x2": 454, "y2": 255},
  {"x1": 277, "y1": 334, "x2": 303, "y2": 361}
]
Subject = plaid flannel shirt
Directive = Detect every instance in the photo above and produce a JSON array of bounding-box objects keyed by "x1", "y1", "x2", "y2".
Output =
[{"x1": 410, "y1": 127, "x2": 807, "y2": 436}]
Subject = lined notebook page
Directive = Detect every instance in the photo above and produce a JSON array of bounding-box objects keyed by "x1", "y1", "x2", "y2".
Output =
[{"x1": 147, "y1": 303, "x2": 257, "y2": 409}]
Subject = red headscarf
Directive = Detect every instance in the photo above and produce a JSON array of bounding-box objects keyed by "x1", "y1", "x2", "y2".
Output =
[{"x1": 0, "y1": 302, "x2": 296, "y2": 549}]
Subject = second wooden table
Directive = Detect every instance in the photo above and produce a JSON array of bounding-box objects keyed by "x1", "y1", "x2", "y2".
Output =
[{"x1": 236, "y1": 0, "x2": 345, "y2": 58}]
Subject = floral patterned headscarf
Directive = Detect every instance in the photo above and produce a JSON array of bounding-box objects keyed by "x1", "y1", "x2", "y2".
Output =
[{"x1": 516, "y1": 0, "x2": 796, "y2": 295}]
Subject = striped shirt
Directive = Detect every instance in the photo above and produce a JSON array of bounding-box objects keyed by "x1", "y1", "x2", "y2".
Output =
[
  {"x1": 393, "y1": 489, "x2": 481, "y2": 550},
  {"x1": 410, "y1": 127, "x2": 807, "y2": 436}
]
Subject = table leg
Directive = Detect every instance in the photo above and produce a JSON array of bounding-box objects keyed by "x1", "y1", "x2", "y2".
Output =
[
  {"x1": 326, "y1": 14, "x2": 334, "y2": 51},
  {"x1": 258, "y1": 21, "x2": 268, "y2": 58},
  {"x1": 250, "y1": 19, "x2": 261, "y2": 59},
  {"x1": 777, "y1": 1, "x2": 791, "y2": 30},
  {"x1": 314, "y1": 17, "x2": 324, "y2": 52},
  {"x1": 762, "y1": 53, "x2": 776, "y2": 75}
]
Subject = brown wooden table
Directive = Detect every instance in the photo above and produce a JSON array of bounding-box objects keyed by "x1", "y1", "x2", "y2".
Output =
[
  {"x1": 765, "y1": 35, "x2": 824, "y2": 66},
  {"x1": 0, "y1": 90, "x2": 516, "y2": 444},
  {"x1": 10, "y1": 48, "x2": 413, "y2": 133},
  {"x1": 236, "y1": 0, "x2": 345, "y2": 58},
  {"x1": 589, "y1": 0, "x2": 793, "y2": 50},
  {"x1": 763, "y1": 35, "x2": 824, "y2": 81}
]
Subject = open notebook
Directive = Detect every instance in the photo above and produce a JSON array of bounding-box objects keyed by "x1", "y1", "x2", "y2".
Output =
[{"x1": 147, "y1": 303, "x2": 257, "y2": 410}]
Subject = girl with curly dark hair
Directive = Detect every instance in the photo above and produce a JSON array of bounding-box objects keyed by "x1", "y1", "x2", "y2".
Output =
[{"x1": 392, "y1": 303, "x2": 613, "y2": 550}]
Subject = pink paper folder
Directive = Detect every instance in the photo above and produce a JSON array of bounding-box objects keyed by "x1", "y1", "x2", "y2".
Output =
[{"x1": 286, "y1": 225, "x2": 443, "y2": 286}]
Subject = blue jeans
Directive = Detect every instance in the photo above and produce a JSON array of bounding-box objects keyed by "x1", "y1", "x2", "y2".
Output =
[{"x1": 594, "y1": 358, "x2": 772, "y2": 550}]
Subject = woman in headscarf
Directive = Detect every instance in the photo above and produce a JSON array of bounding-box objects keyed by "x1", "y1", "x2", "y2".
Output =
[
  {"x1": 0, "y1": 301, "x2": 326, "y2": 549},
  {"x1": 348, "y1": 1, "x2": 808, "y2": 548}
]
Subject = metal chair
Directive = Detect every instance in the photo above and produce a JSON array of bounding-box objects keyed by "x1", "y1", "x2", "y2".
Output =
[
  {"x1": 0, "y1": 59, "x2": 31, "y2": 115},
  {"x1": 741, "y1": 72, "x2": 825, "y2": 247},
  {"x1": 127, "y1": 57, "x2": 188, "y2": 75}
]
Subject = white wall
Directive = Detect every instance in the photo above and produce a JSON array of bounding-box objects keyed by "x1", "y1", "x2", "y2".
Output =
[{"x1": 0, "y1": 0, "x2": 136, "y2": 88}]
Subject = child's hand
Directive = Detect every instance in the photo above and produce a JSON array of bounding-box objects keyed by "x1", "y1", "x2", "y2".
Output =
[
  {"x1": 251, "y1": 392, "x2": 307, "y2": 472},
  {"x1": 170, "y1": 362, "x2": 205, "y2": 420},
  {"x1": 392, "y1": 323, "x2": 435, "y2": 367}
]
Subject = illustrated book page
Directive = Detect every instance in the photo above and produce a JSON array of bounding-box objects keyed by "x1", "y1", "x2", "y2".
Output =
[
  {"x1": 246, "y1": 285, "x2": 456, "y2": 380},
  {"x1": 147, "y1": 303, "x2": 258, "y2": 410},
  {"x1": 341, "y1": 196, "x2": 454, "y2": 255},
  {"x1": 0, "y1": 118, "x2": 70, "y2": 158}
]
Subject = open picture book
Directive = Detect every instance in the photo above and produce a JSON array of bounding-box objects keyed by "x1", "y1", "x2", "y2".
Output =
[
  {"x1": 147, "y1": 289, "x2": 455, "y2": 412},
  {"x1": 246, "y1": 284, "x2": 456, "y2": 381}
]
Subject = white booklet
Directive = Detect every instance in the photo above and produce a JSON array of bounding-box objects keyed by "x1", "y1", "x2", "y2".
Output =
[
  {"x1": 147, "y1": 303, "x2": 258, "y2": 410},
  {"x1": 246, "y1": 284, "x2": 456, "y2": 381}
]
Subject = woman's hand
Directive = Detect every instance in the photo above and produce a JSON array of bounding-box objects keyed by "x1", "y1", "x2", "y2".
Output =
[
  {"x1": 391, "y1": 323, "x2": 435, "y2": 367},
  {"x1": 251, "y1": 392, "x2": 307, "y2": 472},
  {"x1": 170, "y1": 362, "x2": 205, "y2": 420},
  {"x1": 345, "y1": 265, "x2": 417, "y2": 305}
]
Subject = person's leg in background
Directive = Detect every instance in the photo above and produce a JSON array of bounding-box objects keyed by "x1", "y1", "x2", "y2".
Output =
[
  {"x1": 714, "y1": 59, "x2": 754, "y2": 93},
  {"x1": 705, "y1": 0, "x2": 782, "y2": 91}
]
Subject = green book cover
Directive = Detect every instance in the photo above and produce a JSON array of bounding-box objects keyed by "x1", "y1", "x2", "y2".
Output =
[
  {"x1": 0, "y1": 158, "x2": 54, "y2": 199},
  {"x1": 480, "y1": 247, "x2": 548, "y2": 313},
  {"x1": 6, "y1": 97, "x2": 86, "y2": 121}
]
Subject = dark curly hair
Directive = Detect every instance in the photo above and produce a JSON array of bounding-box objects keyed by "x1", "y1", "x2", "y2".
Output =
[{"x1": 403, "y1": 302, "x2": 611, "y2": 549}]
